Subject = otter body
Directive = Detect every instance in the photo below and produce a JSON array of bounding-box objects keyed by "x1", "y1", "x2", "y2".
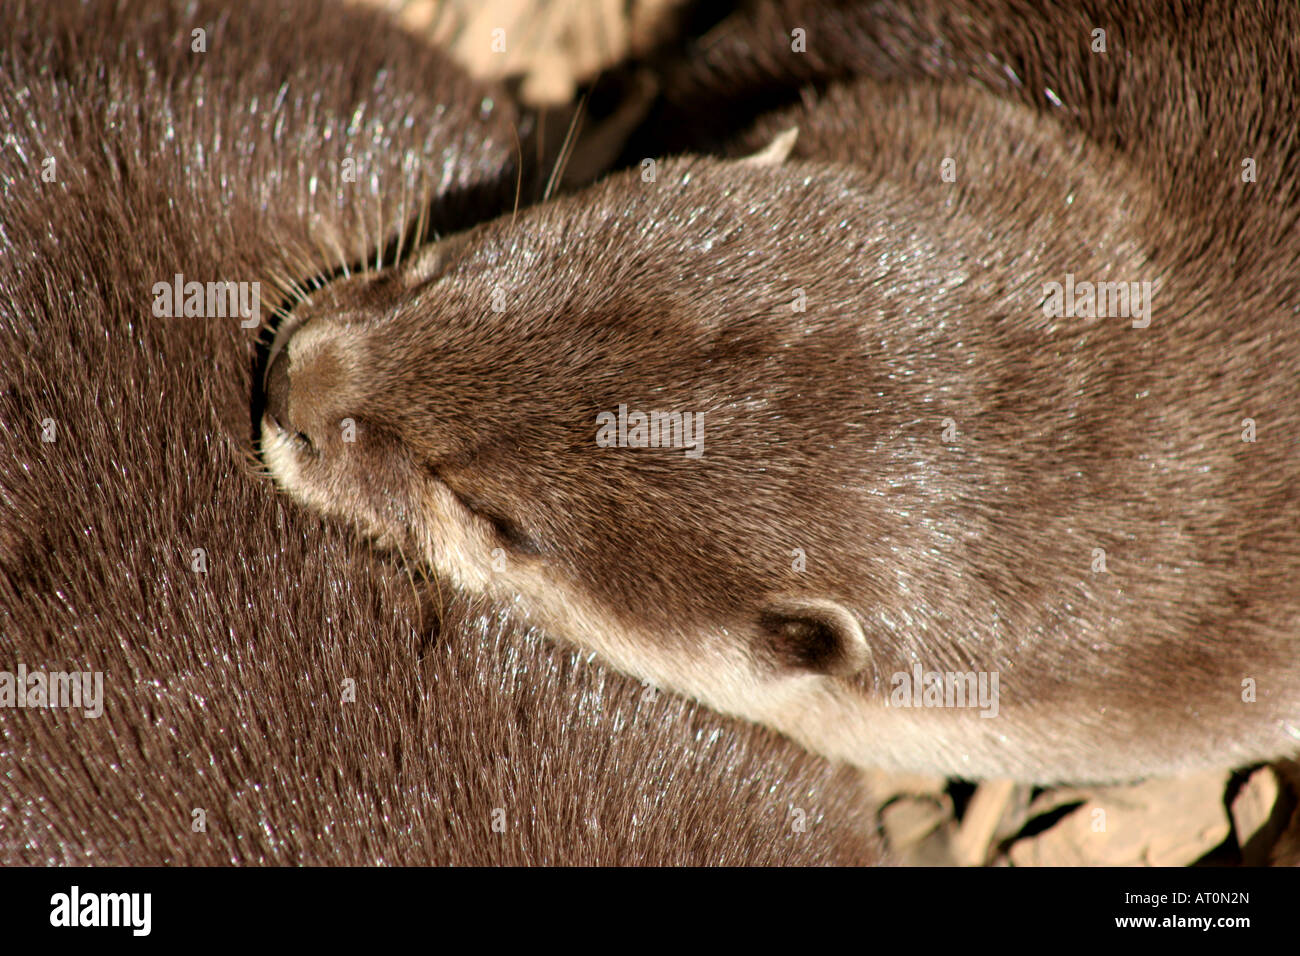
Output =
[
  {"x1": 0, "y1": 0, "x2": 880, "y2": 865},
  {"x1": 261, "y1": 0, "x2": 1300, "y2": 784}
]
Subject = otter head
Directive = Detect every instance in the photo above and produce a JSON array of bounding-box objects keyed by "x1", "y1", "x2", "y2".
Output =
[{"x1": 259, "y1": 149, "x2": 965, "y2": 764}]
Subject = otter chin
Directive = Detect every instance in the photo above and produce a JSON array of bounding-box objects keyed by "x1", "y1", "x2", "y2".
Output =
[{"x1": 260, "y1": 72, "x2": 1300, "y2": 784}]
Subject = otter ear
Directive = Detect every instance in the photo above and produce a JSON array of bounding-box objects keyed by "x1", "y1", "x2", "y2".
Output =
[
  {"x1": 401, "y1": 231, "x2": 472, "y2": 287},
  {"x1": 758, "y1": 598, "x2": 869, "y2": 677},
  {"x1": 740, "y1": 126, "x2": 799, "y2": 167}
]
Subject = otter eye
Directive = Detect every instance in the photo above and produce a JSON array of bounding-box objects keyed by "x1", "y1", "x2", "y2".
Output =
[
  {"x1": 430, "y1": 466, "x2": 544, "y2": 556},
  {"x1": 291, "y1": 430, "x2": 320, "y2": 459},
  {"x1": 481, "y1": 510, "x2": 544, "y2": 556}
]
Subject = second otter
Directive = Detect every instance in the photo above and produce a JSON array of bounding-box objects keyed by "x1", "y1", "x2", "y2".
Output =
[{"x1": 261, "y1": 13, "x2": 1300, "y2": 784}]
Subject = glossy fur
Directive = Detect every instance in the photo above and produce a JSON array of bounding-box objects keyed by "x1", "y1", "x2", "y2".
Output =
[
  {"x1": 264, "y1": 0, "x2": 1300, "y2": 783},
  {"x1": 0, "y1": 0, "x2": 880, "y2": 864}
]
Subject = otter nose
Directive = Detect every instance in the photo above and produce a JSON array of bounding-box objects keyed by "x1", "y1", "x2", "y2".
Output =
[{"x1": 265, "y1": 345, "x2": 294, "y2": 432}]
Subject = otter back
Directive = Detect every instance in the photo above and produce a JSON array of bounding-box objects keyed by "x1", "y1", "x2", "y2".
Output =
[
  {"x1": 0, "y1": 0, "x2": 880, "y2": 865},
  {"x1": 257, "y1": 0, "x2": 1300, "y2": 784}
]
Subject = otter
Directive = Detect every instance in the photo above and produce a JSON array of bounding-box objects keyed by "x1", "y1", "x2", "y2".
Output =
[
  {"x1": 260, "y1": 0, "x2": 1300, "y2": 784},
  {"x1": 0, "y1": 0, "x2": 881, "y2": 865}
]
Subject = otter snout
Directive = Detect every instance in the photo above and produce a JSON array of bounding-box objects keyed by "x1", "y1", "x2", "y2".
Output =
[
  {"x1": 265, "y1": 345, "x2": 294, "y2": 433},
  {"x1": 261, "y1": 317, "x2": 364, "y2": 449}
]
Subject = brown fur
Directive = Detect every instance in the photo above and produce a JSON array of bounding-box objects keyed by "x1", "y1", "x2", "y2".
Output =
[
  {"x1": 263, "y1": 0, "x2": 1300, "y2": 783},
  {"x1": 0, "y1": 0, "x2": 881, "y2": 865}
]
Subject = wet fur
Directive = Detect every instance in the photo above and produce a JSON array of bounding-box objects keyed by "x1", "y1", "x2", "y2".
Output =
[
  {"x1": 0, "y1": 0, "x2": 880, "y2": 864},
  {"x1": 264, "y1": 0, "x2": 1300, "y2": 783}
]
